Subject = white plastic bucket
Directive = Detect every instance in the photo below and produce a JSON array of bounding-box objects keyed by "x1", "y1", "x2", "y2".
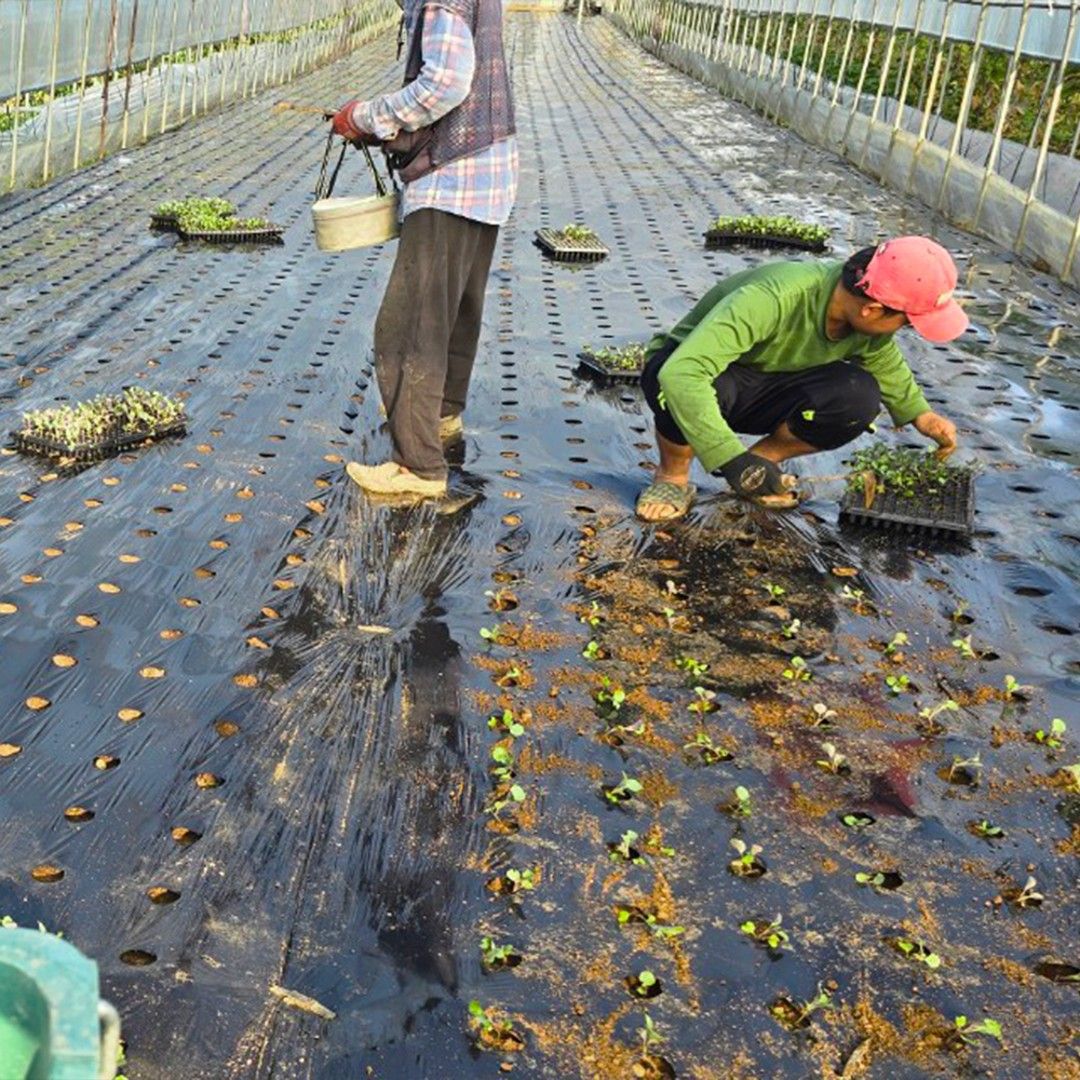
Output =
[{"x1": 312, "y1": 192, "x2": 400, "y2": 252}]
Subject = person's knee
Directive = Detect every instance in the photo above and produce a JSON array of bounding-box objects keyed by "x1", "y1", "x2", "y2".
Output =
[{"x1": 838, "y1": 365, "x2": 881, "y2": 427}]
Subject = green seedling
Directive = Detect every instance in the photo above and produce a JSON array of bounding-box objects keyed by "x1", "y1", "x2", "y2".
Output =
[
  {"x1": 479, "y1": 937, "x2": 520, "y2": 968},
  {"x1": 504, "y1": 867, "x2": 537, "y2": 892},
  {"x1": 580, "y1": 601, "x2": 603, "y2": 628},
  {"x1": 950, "y1": 600, "x2": 971, "y2": 624},
  {"x1": 494, "y1": 664, "x2": 524, "y2": 688},
  {"x1": 638, "y1": 1011, "x2": 665, "y2": 1059},
  {"x1": 1003, "y1": 674, "x2": 1034, "y2": 700},
  {"x1": 772, "y1": 984, "x2": 834, "y2": 1028},
  {"x1": 781, "y1": 618, "x2": 801, "y2": 639},
  {"x1": 604, "y1": 772, "x2": 642, "y2": 804},
  {"x1": 630, "y1": 969, "x2": 658, "y2": 996},
  {"x1": 894, "y1": 938, "x2": 942, "y2": 969},
  {"x1": 674, "y1": 655, "x2": 709, "y2": 678},
  {"x1": 488, "y1": 708, "x2": 526, "y2": 737},
  {"x1": 683, "y1": 730, "x2": 732, "y2": 764},
  {"x1": 479, "y1": 625, "x2": 501, "y2": 644},
  {"x1": 595, "y1": 676, "x2": 626, "y2": 713},
  {"x1": 946, "y1": 753, "x2": 982, "y2": 784},
  {"x1": 485, "y1": 783, "x2": 526, "y2": 817},
  {"x1": 1058, "y1": 763, "x2": 1080, "y2": 790},
  {"x1": 728, "y1": 785, "x2": 752, "y2": 817},
  {"x1": 884, "y1": 631, "x2": 909, "y2": 656},
  {"x1": 583, "y1": 342, "x2": 647, "y2": 371},
  {"x1": 729, "y1": 838, "x2": 765, "y2": 876},
  {"x1": 951, "y1": 634, "x2": 977, "y2": 660},
  {"x1": 19, "y1": 386, "x2": 186, "y2": 450},
  {"x1": 952, "y1": 1015, "x2": 1003, "y2": 1048},
  {"x1": 809, "y1": 702, "x2": 837, "y2": 727},
  {"x1": 468, "y1": 1000, "x2": 519, "y2": 1049},
  {"x1": 488, "y1": 743, "x2": 515, "y2": 783},
  {"x1": 919, "y1": 699, "x2": 959, "y2": 725},
  {"x1": 688, "y1": 685, "x2": 717, "y2": 714},
  {"x1": 582, "y1": 639, "x2": 601, "y2": 660},
  {"x1": 603, "y1": 716, "x2": 648, "y2": 742},
  {"x1": 969, "y1": 819, "x2": 1004, "y2": 839},
  {"x1": 783, "y1": 656, "x2": 811, "y2": 682},
  {"x1": 740, "y1": 914, "x2": 788, "y2": 950},
  {"x1": 839, "y1": 584, "x2": 877, "y2": 614},
  {"x1": 1010, "y1": 875, "x2": 1044, "y2": 909},
  {"x1": 661, "y1": 606, "x2": 678, "y2": 629},
  {"x1": 815, "y1": 742, "x2": 849, "y2": 775},
  {"x1": 609, "y1": 830, "x2": 646, "y2": 866},
  {"x1": 884, "y1": 673, "x2": 911, "y2": 696},
  {"x1": 484, "y1": 588, "x2": 517, "y2": 612},
  {"x1": 763, "y1": 582, "x2": 786, "y2": 599},
  {"x1": 841, "y1": 812, "x2": 874, "y2": 829},
  {"x1": 855, "y1": 871, "x2": 886, "y2": 889},
  {"x1": 1031, "y1": 718, "x2": 1066, "y2": 749}
]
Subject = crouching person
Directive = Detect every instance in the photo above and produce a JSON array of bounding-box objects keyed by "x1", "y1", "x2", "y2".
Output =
[{"x1": 635, "y1": 236, "x2": 967, "y2": 520}]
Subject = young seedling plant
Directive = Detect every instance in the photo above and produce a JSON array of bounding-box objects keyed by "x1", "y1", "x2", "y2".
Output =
[
  {"x1": 582, "y1": 342, "x2": 648, "y2": 372},
  {"x1": 626, "y1": 969, "x2": 661, "y2": 998},
  {"x1": 919, "y1": 699, "x2": 959, "y2": 732},
  {"x1": 740, "y1": 914, "x2": 789, "y2": 951},
  {"x1": 949, "y1": 1016, "x2": 1004, "y2": 1050},
  {"x1": 1003, "y1": 674, "x2": 1034, "y2": 700},
  {"x1": 1029, "y1": 718, "x2": 1066, "y2": 750},
  {"x1": 488, "y1": 708, "x2": 526, "y2": 737},
  {"x1": 1005, "y1": 875, "x2": 1044, "y2": 909},
  {"x1": 815, "y1": 742, "x2": 850, "y2": 775},
  {"x1": 781, "y1": 618, "x2": 801, "y2": 639},
  {"x1": 892, "y1": 937, "x2": 941, "y2": 969},
  {"x1": 943, "y1": 753, "x2": 982, "y2": 786},
  {"x1": 635, "y1": 1011, "x2": 670, "y2": 1075},
  {"x1": 479, "y1": 936, "x2": 521, "y2": 969},
  {"x1": 467, "y1": 1000, "x2": 523, "y2": 1052},
  {"x1": 582, "y1": 639, "x2": 602, "y2": 660},
  {"x1": 951, "y1": 634, "x2": 977, "y2": 660},
  {"x1": 708, "y1": 214, "x2": 830, "y2": 247},
  {"x1": 763, "y1": 582, "x2": 786, "y2": 600},
  {"x1": 683, "y1": 730, "x2": 732, "y2": 765},
  {"x1": 722, "y1": 785, "x2": 752, "y2": 817},
  {"x1": 603, "y1": 772, "x2": 643, "y2": 805},
  {"x1": 485, "y1": 781, "x2": 526, "y2": 818},
  {"x1": 770, "y1": 983, "x2": 834, "y2": 1030},
  {"x1": 674, "y1": 655, "x2": 709, "y2": 680},
  {"x1": 783, "y1": 656, "x2": 811, "y2": 682},
  {"x1": 884, "y1": 631, "x2": 909, "y2": 657},
  {"x1": 687, "y1": 685, "x2": 717, "y2": 715},
  {"x1": 885, "y1": 673, "x2": 911, "y2": 696},
  {"x1": 809, "y1": 702, "x2": 837, "y2": 727},
  {"x1": 968, "y1": 819, "x2": 1005, "y2": 840},
  {"x1": 609, "y1": 830, "x2": 647, "y2": 866},
  {"x1": 595, "y1": 676, "x2": 627, "y2": 717},
  {"x1": 729, "y1": 838, "x2": 766, "y2": 878}
]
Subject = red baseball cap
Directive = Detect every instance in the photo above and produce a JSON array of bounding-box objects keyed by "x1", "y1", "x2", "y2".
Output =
[{"x1": 856, "y1": 236, "x2": 969, "y2": 343}]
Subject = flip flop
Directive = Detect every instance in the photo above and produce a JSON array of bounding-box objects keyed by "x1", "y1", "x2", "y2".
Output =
[{"x1": 636, "y1": 480, "x2": 697, "y2": 521}]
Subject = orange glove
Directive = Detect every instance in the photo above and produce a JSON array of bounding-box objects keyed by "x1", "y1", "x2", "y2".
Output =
[{"x1": 331, "y1": 100, "x2": 381, "y2": 146}]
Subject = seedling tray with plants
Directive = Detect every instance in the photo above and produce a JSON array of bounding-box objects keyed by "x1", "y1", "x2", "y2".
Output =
[
  {"x1": 839, "y1": 443, "x2": 975, "y2": 537},
  {"x1": 704, "y1": 214, "x2": 830, "y2": 252},
  {"x1": 151, "y1": 196, "x2": 283, "y2": 244},
  {"x1": 534, "y1": 224, "x2": 609, "y2": 262},
  {"x1": 576, "y1": 342, "x2": 648, "y2": 385},
  {"x1": 11, "y1": 387, "x2": 187, "y2": 461}
]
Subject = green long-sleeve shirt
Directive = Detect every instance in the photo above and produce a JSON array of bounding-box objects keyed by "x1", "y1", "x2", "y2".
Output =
[{"x1": 648, "y1": 259, "x2": 931, "y2": 473}]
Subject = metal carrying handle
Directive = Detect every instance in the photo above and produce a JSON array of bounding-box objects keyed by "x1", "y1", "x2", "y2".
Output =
[
  {"x1": 315, "y1": 128, "x2": 398, "y2": 201},
  {"x1": 98, "y1": 1000, "x2": 121, "y2": 1080}
]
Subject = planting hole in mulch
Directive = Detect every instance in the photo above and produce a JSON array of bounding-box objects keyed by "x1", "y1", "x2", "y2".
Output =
[
  {"x1": 624, "y1": 972, "x2": 663, "y2": 999},
  {"x1": 1033, "y1": 961, "x2": 1080, "y2": 985},
  {"x1": 93, "y1": 755, "x2": 119, "y2": 770},
  {"x1": 31, "y1": 864, "x2": 65, "y2": 883},
  {"x1": 171, "y1": 827, "x2": 202, "y2": 847},
  {"x1": 840, "y1": 811, "x2": 875, "y2": 829},
  {"x1": 120, "y1": 950, "x2": 156, "y2": 966},
  {"x1": 630, "y1": 1054, "x2": 676, "y2": 1079},
  {"x1": 147, "y1": 887, "x2": 180, "y2": 905},
  {"x1": 63, "y1": 806, "x2": 94, "y2": 823}
]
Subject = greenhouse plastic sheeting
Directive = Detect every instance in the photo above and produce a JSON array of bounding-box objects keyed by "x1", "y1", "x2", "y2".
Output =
[
  {"x1": 0, "y1": 0, "x2": 362, "y2": 98},
  {"x1": 1, "y1": 12, "x2": 1079, "y2": 1080}
]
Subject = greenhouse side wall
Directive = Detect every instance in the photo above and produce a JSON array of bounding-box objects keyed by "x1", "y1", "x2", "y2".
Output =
[
  {"x1": 1, "y1": 0, "x2": 399, "y2": 193},
  {"x1": 605, "y1": 0, "x2": 1080, "y2": 291}
]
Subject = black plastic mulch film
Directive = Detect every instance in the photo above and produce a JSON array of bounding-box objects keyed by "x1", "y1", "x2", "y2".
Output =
[{"x1": 0, "y1": 12, "x2": 1079, "y2": 1080}]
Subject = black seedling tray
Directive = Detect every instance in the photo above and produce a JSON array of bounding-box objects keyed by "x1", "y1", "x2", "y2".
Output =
[
  {"x1": 150, "y1": 213, "x2": 179, "y2": 232},
  {"x1": 535, "y1": 228, "x2": 609, "y2": 262},
  {"x1": 839, "y1": 473, "x2": 975, "y2": 538},
  {"x1": 179, "y1": 226, "x2": 284, "y2": 245},
  {"x1": 11, "y1": 421, "x2": 188, "y2": 462},
  {"x1": 576, "y1": 351, "x2": 643, "y2": 386},
  {"x1": 703, "y1": 229, "x2": 828, "y2": 253}
]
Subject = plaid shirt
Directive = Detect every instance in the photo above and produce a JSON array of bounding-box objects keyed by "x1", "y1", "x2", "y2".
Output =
[{"x1": 352, "y1": 6, "x2": 517, "y2": 226}]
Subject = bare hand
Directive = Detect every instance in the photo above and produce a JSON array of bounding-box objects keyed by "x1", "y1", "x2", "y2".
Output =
[{"x1": 912, "y1": 411, "x2": 957, "y2": 459}]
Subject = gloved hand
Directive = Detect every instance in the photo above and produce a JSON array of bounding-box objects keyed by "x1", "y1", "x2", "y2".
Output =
[
  {"x1": 715, "y1": 452, "x2": 790, "y2": 498},
  {"x1": 331, "y1": 100, "x2": 382, "y2": 146}
]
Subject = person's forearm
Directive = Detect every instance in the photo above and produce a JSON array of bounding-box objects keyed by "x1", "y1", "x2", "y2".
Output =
[{"x1": 354, "y1": 8, "x2": 475, "y2": 139}]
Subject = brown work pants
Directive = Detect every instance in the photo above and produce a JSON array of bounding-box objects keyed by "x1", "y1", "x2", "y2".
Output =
[{"x1": 373, "y1": 208, "x2": 499, "y2": 481}]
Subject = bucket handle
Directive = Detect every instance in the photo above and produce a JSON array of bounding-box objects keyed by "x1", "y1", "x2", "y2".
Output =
[
  {"x1": 98, "y1": 999, "x2": 121, "y2": 1080},
  {"x1": 316, "y1": 129, "x2": 398, "y2": 201}
]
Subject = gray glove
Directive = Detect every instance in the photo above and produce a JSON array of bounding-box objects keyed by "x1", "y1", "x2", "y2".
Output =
[{"x1": 716, "y1": 452, "x2": 789, "y2": 497}]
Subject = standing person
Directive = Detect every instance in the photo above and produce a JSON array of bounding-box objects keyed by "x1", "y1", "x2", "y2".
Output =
[
  {"x1": 635, "y1": 236, "x2": 967, "y2": 520},
  {"x1": 331, "y1": 0, "x2": 517, "y2": 498}
]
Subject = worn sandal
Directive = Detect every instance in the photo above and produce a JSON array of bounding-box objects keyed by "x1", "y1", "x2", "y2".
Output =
[{"x1": 636, "y1": 480, "x2": 697, "y2": 521}]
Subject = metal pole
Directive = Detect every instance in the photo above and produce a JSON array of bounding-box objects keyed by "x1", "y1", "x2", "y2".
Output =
[
  {"x1": 7, "y1": 0, "x2": 29, "y2": 191},
  {"x1": 160, "y1": 0, "x2": 180, "y2": 133},
  {"x1": 829, "y1": 0, "x2": 859, "y2": 108},
  {"x1": 1016, "y1": 2, "x2": 1079, "y2": 252},
  {"x1": 812, "y1": 0, "x2": 838, "y2": 98},
  {"x1": 120, "y1": 0, "x2": 140, "y2": 148},
  {"x1": 73, "y1": 0, "x2": 95, "y2": 170},
  {"x1": 972, "y1": 0, "x2": 1032, "y2": 226},
  {"x1": 935, "y1": 0, "x2": 991, "y2": 212},
  {"x1": 141, "y1": 0, "x2": 162, "y2": 143},
  {"x1": 42, "y1": 0, "x2": 65, "y2": 183},
  {"x1": 99, "y1": 0, "x2": 119, "y2": 161},
  {"x1": 907, "y1": 0, "x2": 953, "y2": 191},
  {"x1": 839, "y1": 0, "x2": 880, "y2": 154},
  {"x1": 857, "y1": 0, "x2": 903, "y2": 168}
]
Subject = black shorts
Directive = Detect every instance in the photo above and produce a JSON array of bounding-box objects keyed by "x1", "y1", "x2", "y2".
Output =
[{"x1": 640, "y1": 342, "x2": 882, "y2": 453}]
